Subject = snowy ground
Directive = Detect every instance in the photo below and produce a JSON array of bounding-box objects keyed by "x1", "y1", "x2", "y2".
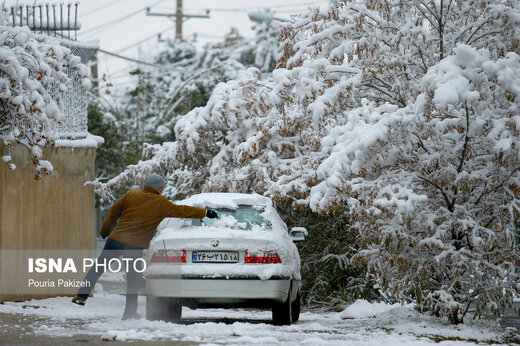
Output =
[{"x1": 0, "y1": 294, "x2": 517, "y2": 345}]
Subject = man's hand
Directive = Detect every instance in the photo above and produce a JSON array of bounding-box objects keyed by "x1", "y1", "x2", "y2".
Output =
[{"x1": 206, "y1": 209, "x2": 218, "y2": 219}]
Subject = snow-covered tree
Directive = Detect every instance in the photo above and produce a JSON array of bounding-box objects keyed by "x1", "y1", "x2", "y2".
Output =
[
  {"x1": 0, "y1": 12, "x2": 90, "y2": 178},
  {"x1": 105, "y1": 22, "x2": 282, "y2": 146},
  {"x1": 276, "y1": 0, "x2": 520, "y2": 323},
  {"x1": 281, "y1": 0, "x2": 519, "y2": 323},
  {"x1": 89, "y1": 23, "x2": 283, "y2": 205},
  {"x1": 348, "y1": 45, "x2": 520, "y2": 324},
  {"x1": 91, "y1": 21, "x2": 283, "y2": 180},
  {"x1": 92, "y1": 0, "x2": 520, "y2": 322}
]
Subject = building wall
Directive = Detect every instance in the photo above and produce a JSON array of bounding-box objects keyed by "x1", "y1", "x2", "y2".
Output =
[{"x1": 0, "y1": 143, "x2": 97, "y2": 301}]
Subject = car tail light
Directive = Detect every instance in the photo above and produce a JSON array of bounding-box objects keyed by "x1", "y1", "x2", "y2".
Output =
[
  {"x1": 245, "y1": 250, "x2": 281, "y2": 264},
  {"x1": 151, "y1": 249, "x2": 186, "y2": 263}
]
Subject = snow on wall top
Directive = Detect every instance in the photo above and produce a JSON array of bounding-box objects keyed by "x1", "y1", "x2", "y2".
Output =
[
  {"x1": 180, "y1": 193, "x2": 272, "y2": 210},
  {"x1": 55, "y1": 133, "x2": 104, "y2": 148}
]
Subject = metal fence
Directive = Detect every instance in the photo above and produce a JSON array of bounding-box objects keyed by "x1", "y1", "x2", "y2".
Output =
[
  {"x1": 2, "y1": 3, "x2": 96, "y2": 140},
  {"x1": 0, "y1": 67, "x2": 88, "y2": 141},
  {"x1": 50, "y1": 68, "x2": 89, "y2": 140},
  {"x1": 4, "y1": 3, "x2": 80, "y2": 40}
]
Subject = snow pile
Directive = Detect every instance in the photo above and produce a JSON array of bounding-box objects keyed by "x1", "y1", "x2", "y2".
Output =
[
  {"x1": 0, "y1": 295, "x2": 510, "y2": 345},
  {"x1": 340, "y1": 299, "x2": 410, "y2": 319},
  {"x1": 55, "y1": 134, "x2": 104, "y2": 148},
  {"x1": 181, "y1": 192, "x2": 272, "y2": 210}
]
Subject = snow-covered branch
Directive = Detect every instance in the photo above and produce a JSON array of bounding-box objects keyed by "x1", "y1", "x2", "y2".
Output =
[{"x1": 0, "y1": 12, "x2": 90, "y2": 178}]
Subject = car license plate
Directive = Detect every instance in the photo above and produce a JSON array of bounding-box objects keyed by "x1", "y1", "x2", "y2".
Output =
[{"x1": 192, "y1": 251, "x2": 239, "y2": 263}]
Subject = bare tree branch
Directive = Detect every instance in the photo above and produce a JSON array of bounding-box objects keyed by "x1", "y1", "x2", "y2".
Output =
[
  {"x1": 418, "y1": 175, "x2": 454, "y2": 211},
  {"x1": 456, "y1": 104, "x2": 471, "y2": 174}
]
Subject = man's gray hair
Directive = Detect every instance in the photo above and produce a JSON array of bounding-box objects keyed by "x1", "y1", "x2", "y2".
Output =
[{"x1": 144, "y1": 173, "x2": 164, "y2": 190}]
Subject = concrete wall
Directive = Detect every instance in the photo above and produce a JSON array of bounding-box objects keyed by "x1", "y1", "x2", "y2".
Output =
[{"x1": 0, "y1": 143, "x2": 97, "y2": 301}]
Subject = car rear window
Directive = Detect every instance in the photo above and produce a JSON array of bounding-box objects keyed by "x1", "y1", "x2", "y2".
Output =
[{"x1": 183, "y1": 206, "x2": 271, "y2": 230}]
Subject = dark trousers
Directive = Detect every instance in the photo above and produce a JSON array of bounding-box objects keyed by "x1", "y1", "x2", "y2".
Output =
[{"x1": 77, "y1": 238, "x2": 144, "y2": 315}]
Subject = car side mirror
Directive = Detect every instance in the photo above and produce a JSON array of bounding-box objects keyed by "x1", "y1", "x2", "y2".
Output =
[{"x1": 290, "y1": 227, "x2": 308, "y2": 243}]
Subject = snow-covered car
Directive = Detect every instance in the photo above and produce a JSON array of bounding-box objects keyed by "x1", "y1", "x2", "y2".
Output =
[{"x1": 144, "y1": 193, "x2": 307, "y2": 325}]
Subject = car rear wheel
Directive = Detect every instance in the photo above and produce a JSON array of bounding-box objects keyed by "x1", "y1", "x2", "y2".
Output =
[
  {"x1": 146, "y1": 295, "x2": 182, "y2": 322},
  {"x1": 272, "y1": 283, "x2": 293, "y2": 325},
  {"x1": 291, "y1": 289, "x2": 301, "y2": 322}
]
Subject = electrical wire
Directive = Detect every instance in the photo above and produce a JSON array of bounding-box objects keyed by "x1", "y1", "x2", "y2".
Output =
[
  {"x1": 98, "y1": 48, "x2": 183, "y2": 72},
  {"x1": 182, "y1": 1, "x2": 329, "y2": 13},
  {"x1": 80, "y1": 0, "x2": 324, "y2": 41},
  {"x1": 116, "y1": 26, "x2": 175, "y2": 54},
  {"x1": 79, "y1": 0, "x2": 168, "y2": 38},
  {"x1": 82, "y1": 0, "x2": 127, "y2": 18},
  {"x1": 97, "y1": 26, "x2": 176, "y2": 65}
]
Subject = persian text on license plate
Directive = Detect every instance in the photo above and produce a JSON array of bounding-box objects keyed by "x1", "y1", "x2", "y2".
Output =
[{"x1": 192, "y1": 251, "x2": 239, "y2": 263}]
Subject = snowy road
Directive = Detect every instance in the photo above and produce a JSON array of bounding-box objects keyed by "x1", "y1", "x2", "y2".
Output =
[{"x1": 0, "y1": 294, "x2": 516, "y2": 345}]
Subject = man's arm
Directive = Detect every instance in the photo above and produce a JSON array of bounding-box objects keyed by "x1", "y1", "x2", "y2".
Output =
[
  {"x1": 99, "y1": 194, "x2": 126, "y2": 238},
  {"x1": 163, "y1": 198, "x2": 208, "y2": 219}
]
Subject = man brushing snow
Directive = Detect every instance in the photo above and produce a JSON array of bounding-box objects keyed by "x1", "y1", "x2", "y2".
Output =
[{"x1": 72, "y1": 173, "x2": 218, "y2": 319}]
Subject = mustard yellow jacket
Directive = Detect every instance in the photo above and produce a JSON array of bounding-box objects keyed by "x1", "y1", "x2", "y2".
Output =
[{"x1": 100, "y1": 185, "x2": 207, "y2": 248}]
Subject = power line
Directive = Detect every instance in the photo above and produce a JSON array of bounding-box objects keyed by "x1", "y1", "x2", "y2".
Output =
[
  {"x1": 79, "y1": 0, "x2": 168, "y2": 38},
  {"x1": 98, "y1": 49, "x2": 183, "y2": 72},
  {"x1": 82, "y1": 0, "x2": 127, "y2": 18},
  {"x1": 97, "y1": 26, "x2": 176, "y2": 65},
  {"x1": 182, "y1": 1, "x2": 329, "y2": 13},
  {"x1": 116, "y1": 27, "x2": 175, "y2": 54}
]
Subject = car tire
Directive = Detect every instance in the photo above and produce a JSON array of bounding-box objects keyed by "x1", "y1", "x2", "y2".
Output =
[
  {"x1": 291, "y1": 290, "x2": 301, "y2": 322},
  {"x1": 146, "y1": 295, "x2": 182, "y2": 322},
  {"x1": 272, "y1": 282, "x2": 292, "y2": 326}
]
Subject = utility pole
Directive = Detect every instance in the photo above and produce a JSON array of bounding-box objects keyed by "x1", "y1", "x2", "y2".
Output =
[
  {"x1": 146, "y1": 0, "x2": 210, "y2": 41},
  {"x1": 175, "y1": 0, "x2": 182, "y2": 40}
]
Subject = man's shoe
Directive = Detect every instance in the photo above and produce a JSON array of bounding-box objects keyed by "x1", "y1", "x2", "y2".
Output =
[{"x1": 71, "y1": 296, "x2": 86, "y2": 306}]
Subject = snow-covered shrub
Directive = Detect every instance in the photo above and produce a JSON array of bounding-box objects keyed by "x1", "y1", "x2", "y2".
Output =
[
  {"x1": 92, "y1": 0, "x2": 520, "y2": 323},
  {"x1": 281, "y1": 0, "x2": 520, "y2": 323},
  {"x1": 0, "y1": 11, "x2": 89, "y2": 178},
  {"x1": 348, "y1": 46, "x2": 520, "y2": 324}
]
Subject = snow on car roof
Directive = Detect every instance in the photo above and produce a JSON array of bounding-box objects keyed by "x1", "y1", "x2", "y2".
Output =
[{"x1": 180, "y1": 193, "x2": 272, "y2": 210}]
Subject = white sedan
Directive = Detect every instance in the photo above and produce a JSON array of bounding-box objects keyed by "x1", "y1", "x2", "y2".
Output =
[{"x1": 144, "y1": 193, "x2": 307, "y2": 325}]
